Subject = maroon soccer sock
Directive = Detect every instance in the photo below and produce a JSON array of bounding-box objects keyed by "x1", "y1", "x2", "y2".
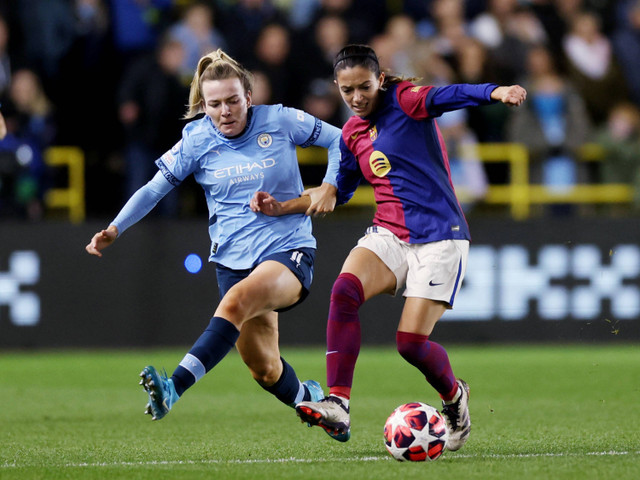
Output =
[
  {"x1": 396, "y1": 331, "x2": 457, "y2": 400},
  {"x1": 326, "y1": 273, "x2": 364, "y2": 392}
]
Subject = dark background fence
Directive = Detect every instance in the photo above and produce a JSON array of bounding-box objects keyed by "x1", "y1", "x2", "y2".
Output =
[{"x1": 1, "y1": 214, "x2": 639, "y2": 348}]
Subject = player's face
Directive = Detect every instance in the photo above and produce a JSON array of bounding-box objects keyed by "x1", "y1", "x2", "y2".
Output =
[
  {"x1": 335, "y1": 66, "x2": 384, "y2": 117},
  {"x1": 201, "y1": 77, "x2": 252, "y2": 137}
]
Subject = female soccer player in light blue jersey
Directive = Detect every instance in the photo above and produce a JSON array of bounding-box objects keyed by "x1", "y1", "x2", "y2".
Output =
[{"x1": 86, "y1": 49, "x2": 341, "y2": 422}]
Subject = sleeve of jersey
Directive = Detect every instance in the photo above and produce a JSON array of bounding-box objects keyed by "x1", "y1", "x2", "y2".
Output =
[
  {"x1": 424, "y1": 83, "x2": 499, "y2": 117},
  {"x1": 154, "y1": 126, "x2": 199, "y2": 187},
  {"x1": 111, "y1": 170, "x2": 174, "y2": 235},
  {"x1": 310, "y1": 120, "x2": 341, "y2": 187},
  {"x1": 335, "y1": 136, "x2": 363, "y2": 206},
  {"x1": 281, "y1": 105, "x2": 341, "y2": 187}
]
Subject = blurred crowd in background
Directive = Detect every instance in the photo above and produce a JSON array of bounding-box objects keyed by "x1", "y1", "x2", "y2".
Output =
[{"x1": 0, "y1": 0, "x2": 640, "y2": 220}]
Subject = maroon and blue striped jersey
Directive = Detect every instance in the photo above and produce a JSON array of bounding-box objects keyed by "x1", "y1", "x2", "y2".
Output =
[{"x1": 336, "y1": 81, "x2": 498, "y2": 244}]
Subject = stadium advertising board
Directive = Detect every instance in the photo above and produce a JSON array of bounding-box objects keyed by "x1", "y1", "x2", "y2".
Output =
[{"x1": 1, "y1": 217, "x2": 638, "y2": 347}]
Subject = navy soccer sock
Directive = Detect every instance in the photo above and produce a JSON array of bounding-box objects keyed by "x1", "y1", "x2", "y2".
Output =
[
  {"x1": 261, "y1": 357, "x2": 307, "y2": 406},
  {"x1": 171, "y1": 316, "x2": 240, "y2": 396}
]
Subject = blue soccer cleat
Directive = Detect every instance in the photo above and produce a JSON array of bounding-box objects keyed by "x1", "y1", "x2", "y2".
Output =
[
  {"x1": 303, "y1": 380, "x2": 324, "y2": 403},
  {"x1": 296, "y1": 395, "x2": 351, "y2": 442},
  {"x1": 139, "y1": 365, "x2": 179, "y2": 421}
]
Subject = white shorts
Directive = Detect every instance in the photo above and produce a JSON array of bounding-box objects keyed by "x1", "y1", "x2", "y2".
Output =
[{"x1": 354, "y1": 226, "x2": 469, "y2": 307}]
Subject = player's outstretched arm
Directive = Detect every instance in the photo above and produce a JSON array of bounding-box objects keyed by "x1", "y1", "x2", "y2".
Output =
[
  {"x1": 302, "y1": 182, "x2": 337, "y2": 217},
  {"x1": 86, "y1": 225, "x2": 119, "y2": 257},
  {"x1": 490, "y1": 85, "x2": 527, "y2": 106},
  {"x1": 251, "y1": 191, "x2": 311, "y2": 216}
]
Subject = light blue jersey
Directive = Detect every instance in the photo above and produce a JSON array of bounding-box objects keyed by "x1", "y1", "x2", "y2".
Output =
[{"x1": 112, "y1": 104, "x2": 341, "y2": 270}]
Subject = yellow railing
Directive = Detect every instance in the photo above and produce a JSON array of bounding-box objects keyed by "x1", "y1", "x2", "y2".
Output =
[
  {"x1": 40, "y1": 143, "x2": 630, "y2": 223},
  {"x1": 44, "y1": 146, "x2": 85, "y2": 223},
  {"x1": 297, "y1": 143, "x2": 633, "y2": 219}
]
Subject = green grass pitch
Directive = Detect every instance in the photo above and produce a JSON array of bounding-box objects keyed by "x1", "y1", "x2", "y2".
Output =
[{"x1": 1, "y1": 344, "x2": 639, "y2": 479}]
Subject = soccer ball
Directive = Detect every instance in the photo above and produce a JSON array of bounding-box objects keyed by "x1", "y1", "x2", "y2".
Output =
[{"x1": 383, "y1": 402, "x2": 448, "y2": 462}]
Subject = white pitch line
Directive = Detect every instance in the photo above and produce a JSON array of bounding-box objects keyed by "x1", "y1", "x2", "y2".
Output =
[{"x1": 1, "y1": 451, "x2": 638, "y2": 469}]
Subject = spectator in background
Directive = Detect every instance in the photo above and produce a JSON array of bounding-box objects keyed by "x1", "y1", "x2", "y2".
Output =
[
  {"x1": 248, "y1": 23, "x2": 297, "y2": 105},
  {"x1": 376, "y1": 14, "x2": 420, "y2": 75},
  {"x1": 55, "y1": 0, "x2": 116, "y2": 147},
  {"x1": 454, "y1": 37, "x2": 511, "y2": 143},
  {"x1": 437, "y1": 108, "x2": 489, "y2": 212},
  {"x1": 168, "y1": 1, "x2": 227, "y2": 82},
  {"x1": 562, "y1": 10, "x2": 629, "y2": 125},
  {"x1": 471, "y1": 1, "x2": 547, "y2": 85},
  {"x1": 507, "y1": 45, "x2": 591, "y2": 202},
  {"x1": 428, "y1": 0, "x2": 468, "y2": 64},
  {"x1": 302, "y1": 78, "x2": 345, "y2": 127},
  {"x1": 0, "y1": 69, "x2": 56, "y2": 219},
  {"x1": 409, "y1": 38, "x2": 457, "y2": 87},
  {"x1": 0, "y1": 14, "x2": 11, "y2": 99},
  {"x1": 249, "y1": 70, "x2": 273, "y2": 105},
  {"x1": 294, "y1": 14, "x2": 349, "y2": 86},
  {"x1": 0, "y1": 109, "x2": 5, "y2": 138},
  {"x1": 108, "y1": 0, "x2": 173, "y2": 74},
  {"x1": 612, "y1": 0, "x2": 640, "y2": 107},
  {"x1": 215, "y1": 0, "x2": 285, "y2": 63},
  {"x1": 13, "y1": 0, "x2": 75, "y2": 82},
  {"x1": 290, "y1": 0, "x2": 389, "y2": 45},
  {"x1": 595, "y1": 102, "x2": 640, "y2": 209},
  {"x1": 117, "y1": 35, "x2": 189, "y2": 215}
]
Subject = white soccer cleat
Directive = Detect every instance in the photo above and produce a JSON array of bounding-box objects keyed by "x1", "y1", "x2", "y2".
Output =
[
  {"x1": 441, "y1": 379, "x2": 471, "y2": 451},
  {"x1": 296, "y1": 395, "x2": 351, "y2": 442}
]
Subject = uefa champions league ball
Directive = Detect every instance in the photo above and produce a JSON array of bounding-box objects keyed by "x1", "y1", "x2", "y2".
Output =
[{"x1": 383, "y1": 402, "x2": 448, "y2": 462}]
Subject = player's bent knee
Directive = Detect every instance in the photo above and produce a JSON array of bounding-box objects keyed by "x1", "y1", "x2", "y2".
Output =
[
  {"x1": 217, "y1": 290, "x2": 250, "y2": 325},
  {"x1": 331, "y1": 273, "x2": 364, "y2": 309}
]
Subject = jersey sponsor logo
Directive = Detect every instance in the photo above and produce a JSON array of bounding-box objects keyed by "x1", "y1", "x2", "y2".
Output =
[
  {"x1": 429, "y1": 280, "x2": 444, "y2": 286},
  {"x1": 350, "y1": 132, "x2": 358, "y2": 140},
  {"x1": 257, "y1": 133, "x2": 273, "y2": 148},
  {"x1": 369, "y1": 125, "x2": 378, "y2": 142},
  {"x1": 411, "y1": 86, "x2": 421, "y2": 93},
  {"x1": 213, "y1": 158, "x2": 276, "y2": 179},
  {"x1": 369, "y1": 150, "x2": 391, "y2": 178}
]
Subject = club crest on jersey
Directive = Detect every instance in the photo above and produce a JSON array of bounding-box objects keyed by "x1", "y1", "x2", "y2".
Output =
[
  {"x1": 257, "y1": 133, "x2": 273, "y2": 148},
  {"x1": 369, "y1": 150, "x2": 391, "y2": 178},
  {"x1": 411, "y1": 86, "x2": 421, "y2": 93},
  {"x1": 369, "y1": 125, "x2": 378, "y2": 142}
]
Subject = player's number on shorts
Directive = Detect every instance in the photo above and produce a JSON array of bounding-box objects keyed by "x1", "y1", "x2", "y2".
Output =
[{"x1": 290, "y1": 251, "x2": 303, "y2": 268}]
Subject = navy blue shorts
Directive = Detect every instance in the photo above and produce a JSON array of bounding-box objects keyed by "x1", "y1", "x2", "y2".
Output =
[{"x1": 215, "y1": 247, "x2": 316, "y2": 312}]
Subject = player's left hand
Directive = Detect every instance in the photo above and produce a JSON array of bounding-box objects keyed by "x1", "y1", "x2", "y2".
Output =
[
  {"x1": 302, "y1": 182, "x2": 337, "y2": 217},
  {"x1": 491, "y1": 85, "x2": 527, "y2": 107}
]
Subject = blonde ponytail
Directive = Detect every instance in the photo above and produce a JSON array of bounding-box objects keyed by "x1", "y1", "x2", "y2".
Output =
[{"x1": 184, "y1": 49, "x2": 254, "y2": 119}]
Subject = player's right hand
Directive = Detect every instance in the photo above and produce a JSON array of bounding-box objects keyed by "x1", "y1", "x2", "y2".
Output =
[{"x1": 85, "y1": 226, "x2": 118, "y2": 257}]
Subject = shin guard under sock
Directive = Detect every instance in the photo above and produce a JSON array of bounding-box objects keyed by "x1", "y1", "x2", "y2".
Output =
[
  {"x1": 171, "y1": 316, "x2": 240, "y2": 396},
  {"x1": 396, "y1": 331, "x2": 456, "y2": 399},
  {"x1": 326, "y1": 273, "x2": 364, "y2": 391}
]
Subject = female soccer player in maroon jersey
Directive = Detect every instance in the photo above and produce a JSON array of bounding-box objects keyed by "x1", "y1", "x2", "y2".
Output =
[{"x1": 294, "y1": 44, "x2": 526, "y2": 448}]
